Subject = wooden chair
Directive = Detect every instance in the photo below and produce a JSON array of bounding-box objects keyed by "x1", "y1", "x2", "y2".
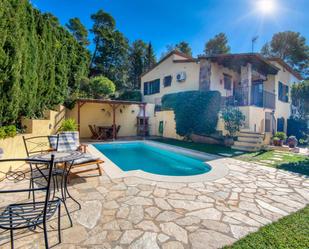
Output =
[
  {"x1": 49, "y1": 132, "x2": 104, "y2": 181},
  {"x1": 88, "y1": 125, "x2": 99, "y2": 139}
]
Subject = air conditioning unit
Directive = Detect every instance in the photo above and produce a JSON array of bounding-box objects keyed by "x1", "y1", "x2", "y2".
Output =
[{"x1": 176, "y1": 72, "x2": 186, "y2": 82}]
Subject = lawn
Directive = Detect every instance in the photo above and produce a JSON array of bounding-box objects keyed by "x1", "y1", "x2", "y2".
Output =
[
  {"x1": 151, "y1": 138, "x2": 242, "y2": 156},
  {"x1": 236, "y1": 150, "x2": 309, "y2": 176},
  {"x1": 224, "y1": 205, "x2": 309, "y2": 249}
]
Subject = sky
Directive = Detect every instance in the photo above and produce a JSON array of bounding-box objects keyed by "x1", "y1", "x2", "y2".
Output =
[{"x1": 31, "y1": 0, "x2": 309, "y2": 59}]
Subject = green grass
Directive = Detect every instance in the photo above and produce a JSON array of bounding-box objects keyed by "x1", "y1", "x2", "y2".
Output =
[
  {"x1": 223, "y1": 205, "x2": 309, "y2": 249},
  {"x1": 150, "y1": 138, "x2": 241, "y2": 156},
  {"x1": 236, "y1": 150, "x2": 309, "y2": 176}
]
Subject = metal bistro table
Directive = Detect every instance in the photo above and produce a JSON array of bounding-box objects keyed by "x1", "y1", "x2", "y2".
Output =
[{"x1": 28, "y1": 150, "x2": 84, "y2": 226}]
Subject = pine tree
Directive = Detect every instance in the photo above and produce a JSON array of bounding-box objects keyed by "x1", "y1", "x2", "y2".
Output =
[
  {"x1": 145, "y1": 42, "x2": 156, "y2": 70},
  {"x1": 204, "y1": 33, "x2": 230, "y2": 55}
]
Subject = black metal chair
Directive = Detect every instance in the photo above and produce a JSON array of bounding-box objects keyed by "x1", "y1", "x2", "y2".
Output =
[
  {"x1": 22, "y1": 136, "x2": 64, "y2": 199},
  {"x1": 0, "y1": 157, "x2": 61, "y2": 249}
]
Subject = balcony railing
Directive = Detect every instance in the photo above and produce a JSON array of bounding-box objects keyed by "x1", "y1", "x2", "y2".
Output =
[{"x1": 223, "y1": 86, "x2": 276, "y2": 109}]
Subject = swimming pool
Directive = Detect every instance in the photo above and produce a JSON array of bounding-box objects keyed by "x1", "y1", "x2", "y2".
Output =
[{"x1": 94, "y1": 142, "x2": 211, "y2": 176}]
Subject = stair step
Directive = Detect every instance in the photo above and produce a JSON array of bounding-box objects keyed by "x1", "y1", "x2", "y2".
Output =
[
  {"x1": 232, "y1": 145, "x2": 261, "y2": 152},
  {"x1": 237, "y1": 131, "x2": 264, "y2": 138},
  {"x1": 234, "y1": 141, "x2": 262, "y2": 147},
  {"x1": 238, "y1": 136, "x2": 263, "y2": 143}
]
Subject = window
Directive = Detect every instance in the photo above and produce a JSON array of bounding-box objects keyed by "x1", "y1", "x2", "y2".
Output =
[
  {"x1": 223, "y1": 74, "x2": 232, "y2": 90},
  {"x1": 163, "y1": 75, "x2": 172, "y2": 87},
  {"x1": 143, "y1": 79, "x2": 160, "y2": 95},
  {"x1": 278, "y1": 81, "x2": 289, "y2": 102}
]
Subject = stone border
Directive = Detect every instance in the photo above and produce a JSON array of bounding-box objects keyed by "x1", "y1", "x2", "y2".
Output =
[{"x1": 87, "y1": 140, "x2": 229, "y2": 182}]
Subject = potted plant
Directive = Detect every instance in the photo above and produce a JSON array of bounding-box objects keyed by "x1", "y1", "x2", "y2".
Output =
[
  {"x1": 273, "y1": 132, "x2": 287, "y2": 146},
  {"x1": 221, "y1": 107, "x2": 246, "y2": 146},
  {"x1": 287, "y1": 135, "x2": 298, "y2": 148},
  {"x1": 59, "y1": 118, "x2": 78, "y2": 132}
]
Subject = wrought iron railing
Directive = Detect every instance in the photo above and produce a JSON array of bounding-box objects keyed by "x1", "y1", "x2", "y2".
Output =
[{"x1": 223, "y1": 86, "x2": 276, "y2": 109}]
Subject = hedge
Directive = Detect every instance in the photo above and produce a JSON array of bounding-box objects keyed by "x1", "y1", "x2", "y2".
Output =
[
  {"x1": 0, "y1": 0, "x2": 90, "y2": 124},
  {"x1": 162, "y1": 91, "x2": 221, "y2": 137}
]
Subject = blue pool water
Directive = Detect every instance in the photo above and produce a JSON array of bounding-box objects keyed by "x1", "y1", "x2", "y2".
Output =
[{"x1": 94, "y1": 142, "x2": 211, "y2": 176}]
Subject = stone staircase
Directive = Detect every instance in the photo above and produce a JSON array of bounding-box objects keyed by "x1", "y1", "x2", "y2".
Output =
[{"x1": 232, "y1": 131, "x2": 265, "y2": 152}]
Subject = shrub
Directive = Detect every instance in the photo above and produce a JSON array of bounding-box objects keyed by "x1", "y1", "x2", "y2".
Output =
[
  {"x1": 0, "y1": 125, "x2": 17, "y2": 139},
  {"x1": 117, "y1": 90, "x2": 142, "y2": 101},
  {"x1": 274, "y1": 132, "x2": 287, "y2": 141},
  {"x1": 0, "y1": 127, "x2": 6, "y2": 139},
  {"x1": 59, "y1": 119, "x2": 78, "y2": 132},
  {"x1": 89, "y1": 76, "x2": 116, "y2": 99},
  {"x1": 221, "y1": 107, "x2": 246, "y2": 137},
  {"x1": 162, "y1": 91, "x2": 221, "y2": 138},
  {"x1": 4, "y1": 125, "x2": 17, "y2": 137},
  {"x1": 287, "y1": 118, "x2": 308, "y2": 142}
]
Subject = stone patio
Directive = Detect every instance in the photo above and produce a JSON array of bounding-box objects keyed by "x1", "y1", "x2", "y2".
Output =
[{"x1": 1, "y1": 158, "x2": 308, "y2": 249}]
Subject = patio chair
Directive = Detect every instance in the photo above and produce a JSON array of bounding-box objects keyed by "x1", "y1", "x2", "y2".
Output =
[
  {"x1": 88, "y1": 125, "x2": 99, "y2": 139},
  {"x1": 0, "y1": 157, "x2": 62, "y2": 249},
  {"x1": 48, "y1": 132, "x2": 103, "y2": 181},
  {"x1": 23, "y1": 136, "x2": 64, "y2": 199}
]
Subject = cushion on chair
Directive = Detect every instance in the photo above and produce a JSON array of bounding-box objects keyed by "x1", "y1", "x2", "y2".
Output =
[
  {"x1": 57, "y1": 134, "x2": 79, "y2": 152},
  {"x1": 73, "y1": 153, "x2": 100, "y2": 165},
  {"x1": 48, "y1": 135, "x2": 58, "y2": 150}
]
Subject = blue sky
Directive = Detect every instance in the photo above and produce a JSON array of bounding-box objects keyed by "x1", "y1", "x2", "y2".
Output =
[{"x1": 31, "y1": 0, "x2": 309, "y2": 58}]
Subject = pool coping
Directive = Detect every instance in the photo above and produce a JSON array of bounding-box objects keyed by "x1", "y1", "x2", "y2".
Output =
[{"x1": 87, "y1": 140, "x2": 230, "y2": 182}]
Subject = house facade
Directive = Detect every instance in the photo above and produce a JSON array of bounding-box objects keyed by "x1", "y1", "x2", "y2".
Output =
[{"x1": 141, "y1": 51, "x2": 302, "y2": 146}]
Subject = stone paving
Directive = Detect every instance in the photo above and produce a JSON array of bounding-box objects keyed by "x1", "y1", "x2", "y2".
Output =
[{"x1": 1, "y1": 158, "x2": 309, "y2": 249}]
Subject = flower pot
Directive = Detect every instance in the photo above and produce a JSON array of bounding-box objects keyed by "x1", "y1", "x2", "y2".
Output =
[
  {"x1": 224, "y1": 137, "x2": 234, "y2": 146},
  {"x1": 273, "y1": 139, "x2": 283, "y2": 146}
]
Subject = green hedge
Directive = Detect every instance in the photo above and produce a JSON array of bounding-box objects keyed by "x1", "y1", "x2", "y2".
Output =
[
  {"x1": 0, "y1": 0, "x2": 90, "y2": 124},
  {"x1": 162, "y1": 91, "x2": 221, "y2": 137}
]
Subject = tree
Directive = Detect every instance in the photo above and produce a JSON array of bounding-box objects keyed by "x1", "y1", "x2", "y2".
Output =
[
  {"x1": 89, "y1": 76, "x2": 115, "y2": 99},
  {"x1": 221, "y1": 107, "x2": 245, "y2": 137},
  {"x1": 90, "y1": 9, "x2": 129, "y2": 89},
  {"x1": 161, "y1": 41, "x2": 192, "y2": 58},
  {"x1": 66, "y1": 18, "x2": 89, "y2": 47},
  {"x1": 128, "y1": 40, "x2": 147, "y2": 89},
  {"x1": 204, "y1": 33, "x2": 230, "y2": 55},
  {"x1": 175, "y1": 41, "x2": 192, "y2": 56},
  {"x1": 145, "y1": 42, "x2": 156, "y2": 71},
  {"x1": 261, "y1": 31, "x2": 309, "y2": 79},
  {"x1": 291, "y1": 80, "x2": 309, "y2": 120}
]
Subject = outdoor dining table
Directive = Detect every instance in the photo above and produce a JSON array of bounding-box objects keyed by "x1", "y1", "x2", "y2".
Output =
[
  {"x1": 27, "y1": 150, "x2": 84, "y2": 226},
  {"x1": 97, "y1": 125, "x2": 113, "y2": 140}
]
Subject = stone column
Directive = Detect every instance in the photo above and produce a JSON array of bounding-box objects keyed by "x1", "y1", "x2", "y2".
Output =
[
  {"x1": 199, "y1": 59, "x2": 211, "y2": 91},
  {"x1": 240, "y1": 63, "x2": 252, "y2": 105}
]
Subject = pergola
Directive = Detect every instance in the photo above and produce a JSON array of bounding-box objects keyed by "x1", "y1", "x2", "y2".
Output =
[{"x1": 76, "y1": 98, "x2": 147, "y2": 139}]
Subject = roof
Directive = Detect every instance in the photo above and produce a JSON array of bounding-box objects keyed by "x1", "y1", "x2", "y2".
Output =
[
  {"x1": 77, "y1": 98, "x2": 146, "y2": 105},
  {"x1": 140, "y1": 50, "x2": 196, "y2": 77},
  {"x1": 267, "y1": 57, "x2": 303, "y2": 80},
  {"x1": 198, "y1": 53, "x2": 280, "y2": 75}
]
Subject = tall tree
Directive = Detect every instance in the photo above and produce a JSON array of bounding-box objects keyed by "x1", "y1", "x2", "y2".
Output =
[
  {"x1": 204, "y1": 33, "x2": 230, "y2": 55},
  {"x1": 145, "y1": 42, "x2": 156, "y2": 71},
  {"x1": 66, "y1": 17, "x2": 89, "y2": 47},
  {"x1": 128, "y1": 40, "x2": 147, "y2": 89},
  {"x1": 90, "y1": 9, "x2": 129, "y2": 89},
  {"x1": 261, "y1": 31, "x2": 309, "y2": 79}
]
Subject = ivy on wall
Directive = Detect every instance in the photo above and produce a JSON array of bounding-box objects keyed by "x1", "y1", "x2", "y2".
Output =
[
  {"x1": 0, "y1": 0, "x2": 90, "y2": 125},
  {"x1": 162, "y1": 91, "x2": 221, "y2": 138}
]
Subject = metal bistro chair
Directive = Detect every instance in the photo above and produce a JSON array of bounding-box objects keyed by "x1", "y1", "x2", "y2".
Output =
[
  {"x1": 0, "y1": 157, "x2": 61, "y2": 249},
  {"x1": 23, "y1": 136, "x2": 64, "y2": 200}
]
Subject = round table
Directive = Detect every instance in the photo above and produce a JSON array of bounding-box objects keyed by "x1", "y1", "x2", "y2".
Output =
[
  {"x1": 28, "y1": 151, "x2": 84, "y2": 227},
  {"x1": 28, "y1": 151, "x2": 84, "y2": 163}
]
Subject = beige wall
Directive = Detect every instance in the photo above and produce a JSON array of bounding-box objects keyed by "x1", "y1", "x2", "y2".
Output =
[
  {"x1": 151, "y1": 110, "x2": 183, "y2": 140},
  {"x1": 141, "y1": 54, "x2": 200, "y2": 104},
  {"x1": 0, "y1": 105, "x2": 65, "y2": 179},
  {"x1": 209, "y1": 62, "x2": 240, "y2": 97},
  {"x1": 66, "y1": 103, "x2": 155, "y2": 138},
  {"x1": 270, "y1": 62, "x2": 300, "y2": 132}
]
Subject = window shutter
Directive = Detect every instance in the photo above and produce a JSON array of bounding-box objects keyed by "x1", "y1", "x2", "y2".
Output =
[{"x1": 144, "y1": 82, "x2": 148, "y2": 95}]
